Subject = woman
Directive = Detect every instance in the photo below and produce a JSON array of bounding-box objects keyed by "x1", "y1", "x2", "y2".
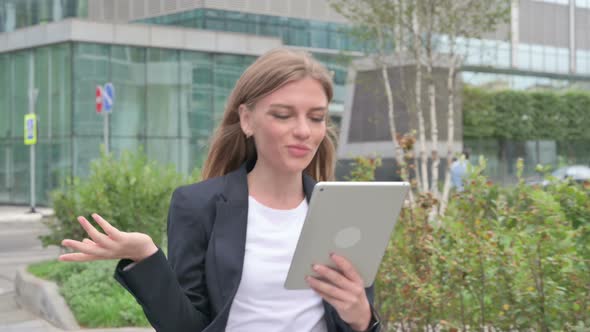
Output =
[{"x1": 59, "y1": 48, "x2": 380, "y2": 332}]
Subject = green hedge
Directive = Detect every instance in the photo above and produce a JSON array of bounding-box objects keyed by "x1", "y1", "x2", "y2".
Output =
[{"x1": 463, "y1": 87, "x2": 590, "y2": 141}]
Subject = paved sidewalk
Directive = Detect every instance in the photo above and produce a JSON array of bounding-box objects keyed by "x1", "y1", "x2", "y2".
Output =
[
  {"x1": 0, "y1": 205, "x2": 54, "y2": 224},
  {"x1": 0, "y1": 205, "x2": 153, "y2": 332}
]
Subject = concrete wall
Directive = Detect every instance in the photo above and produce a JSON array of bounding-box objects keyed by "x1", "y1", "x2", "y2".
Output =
[{"x1": 338, "y1": 55, "x2": 463, "y2": 160}]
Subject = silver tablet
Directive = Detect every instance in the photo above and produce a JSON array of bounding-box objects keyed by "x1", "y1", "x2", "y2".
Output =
[{"x1": 284, "y1": 181, "x2": 410, "y2": 289}]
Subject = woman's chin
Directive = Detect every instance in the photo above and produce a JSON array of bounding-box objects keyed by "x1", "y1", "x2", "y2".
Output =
[{"x1": 280, "y1": 158, "x2": 312, "y2": 174}]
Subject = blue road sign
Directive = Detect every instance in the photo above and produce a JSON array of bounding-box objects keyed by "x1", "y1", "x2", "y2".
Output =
[
  {"x1": 103, "y1": 82, "x2": 115, "y2": 112},
  {"x1": 26, "y1": 119, "x2": 34, "y2": 139}
]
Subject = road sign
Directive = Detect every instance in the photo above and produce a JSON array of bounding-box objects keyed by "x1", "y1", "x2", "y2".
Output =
[
  {"x1": 24, "y1": 114, "x2": 37, "y2": 145},
  {"x1": 96, "y1": 86, "x2": 103, "y2": 113},
  {"x1": 103, "y1": 82, "x2": 114, "y2": 113}
]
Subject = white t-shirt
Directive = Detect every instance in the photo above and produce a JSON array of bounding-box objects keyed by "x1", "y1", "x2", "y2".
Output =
[{"x1": 225, "y1": 196, "x2": 327, "y2": 332}]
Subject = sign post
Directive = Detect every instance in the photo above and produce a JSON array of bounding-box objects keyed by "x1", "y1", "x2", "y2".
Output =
[
  {"x1": 102, "y1": 83, "x2": 114, "y2": 153},
  {"x1": 95, "y1": 85, "x2": 106, "y2": 152},
  {"x1": 25, "y1": 91, "x2": 38, "y2": 213}
]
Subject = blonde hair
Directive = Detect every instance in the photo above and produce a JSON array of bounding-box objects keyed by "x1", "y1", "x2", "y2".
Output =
[{"x1": 201, "y1": 48, "x2": 337, "y2": 181}]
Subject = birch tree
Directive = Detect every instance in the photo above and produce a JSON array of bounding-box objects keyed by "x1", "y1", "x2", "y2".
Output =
[
  {"x1": 437, "y1": 0, "x2": 511, "y2": 214},
  {"x1": 331, "y1": 0, "x2": 510, "y2": 216},
  {"x1": 332, "y1": 0, "x2": 416, "y2": 206}
]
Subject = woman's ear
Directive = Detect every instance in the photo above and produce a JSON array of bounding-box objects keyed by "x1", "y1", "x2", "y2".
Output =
[{"x1": 238, "y1": 104, "x2": 252, "y2": 137}]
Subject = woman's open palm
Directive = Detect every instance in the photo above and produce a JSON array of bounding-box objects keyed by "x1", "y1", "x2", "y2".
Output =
[{"x1": 59, "y1": 213, "x2": 158, "y2": 263}]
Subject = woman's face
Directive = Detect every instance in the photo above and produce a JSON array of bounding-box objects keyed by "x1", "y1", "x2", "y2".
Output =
[{"x1": 239, "y1": 77, "x2": 328, "y2": 175}]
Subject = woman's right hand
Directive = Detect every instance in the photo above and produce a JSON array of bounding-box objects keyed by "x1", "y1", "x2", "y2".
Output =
[{"x1": 59, "y1": 213, "x2": 158, "y2": 263}]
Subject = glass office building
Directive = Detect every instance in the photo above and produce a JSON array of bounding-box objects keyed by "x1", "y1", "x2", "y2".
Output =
[
  {"x1": 0, "y1": 40, "x2": 259, "y2": 204},
  {"x1": 1, "y1": 0, "x2": 590, "y2": 203},
  {"x1": 135, "y1": 8, "x2": 370, "y2": 53},
  {"x1": 0, "y1": 0, "x2": 87, "y2": 33}
]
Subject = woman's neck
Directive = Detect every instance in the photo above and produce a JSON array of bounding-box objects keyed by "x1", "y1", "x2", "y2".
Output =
[{"x1": 246, "y1": 162, "x2": 305, "y2": 210}]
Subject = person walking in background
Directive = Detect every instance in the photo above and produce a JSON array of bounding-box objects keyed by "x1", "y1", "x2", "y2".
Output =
[
  {"x1": 57, "y1": 48, "x2": 380, "y2": 332},
  {"x1": 451, "y1": 150, "x2": 471, "y2": 192}
]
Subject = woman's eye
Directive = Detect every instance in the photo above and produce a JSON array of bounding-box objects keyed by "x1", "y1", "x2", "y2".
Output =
[
  {"x1": 311, "y1": 117, "x2": 325, "y2": 123},
  {"x1": 272, "y1": 114, "x2": 290, "y2": 119}
]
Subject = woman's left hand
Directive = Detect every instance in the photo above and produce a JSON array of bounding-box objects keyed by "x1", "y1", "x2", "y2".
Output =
[{"x1": 306, "y1": 253, "x2": 371, "y2": 331}]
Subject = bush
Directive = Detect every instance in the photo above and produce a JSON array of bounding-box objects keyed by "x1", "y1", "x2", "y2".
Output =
[
  {"x1": 29, "y1": 260, "x2": 150, "y2": 327},
  {"x1": 345, "y1": 157, "x2": 590, "y2": 331},
  {"x1": 41, "y1": 148, "x2": 199, "y2": 248},
  {"x1": 463, "y1": 86, "x2": 496, "y2": 139},
  {"x1": 34, "y1": 148, "x2": 200, "y2": 327},
  {"x1": 345, "y1": 156, "x2": 382, "y2": 181},
  {"x1": 562, "y1": 92, "x2": 590, "y2": 141}
]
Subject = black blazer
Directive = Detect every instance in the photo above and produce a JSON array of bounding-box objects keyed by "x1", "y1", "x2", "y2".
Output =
[{"x1": 114, "y1": 161, "x2": 379, "y2": 332}]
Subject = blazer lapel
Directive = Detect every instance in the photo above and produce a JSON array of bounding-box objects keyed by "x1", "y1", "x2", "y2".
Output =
[
  {"x1": 302, "y1": 172, "x2": 317, "y2": 202},
  {"x1": 212, "y1": 163, "x2": 250, "y2": 303}
]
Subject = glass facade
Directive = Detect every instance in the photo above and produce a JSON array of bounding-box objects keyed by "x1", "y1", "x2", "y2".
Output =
[
  {"x1": 576, "y1": 0, "x2": 590, "y2": 8},
  {"x1": 0, "y1": 42, "x2": 257, "y2": 204},
  {"x1": 313, "y1": 53, "x2": 350, "y2": 112},
  {"x1": 0, "y1": 0, "x2": 87, "y2": 33},
  {"x1": 436, "y1": 38, "x2": 574, "y2": 76},
  {"x1": 461, "y1": 71, "x2": 577, "y2": 90},
  {"x1": 436, "y1": 36, "x2": 512, "y2": 68},
  {"x1": 577, "y1": 50, "x2": 590, "y2": 75},
  {"x1": 135, "y1": 9, "x2": 356, "y2": 113},
  {"x1": 465, "y1": 139, "x2": 590, "y2": 185},
  {"x1": 517, "y1": 44, "x2": 570, "y2": 74},
  {"x1": 535, "y1": 0, "x2": 569, "y2": 5},
  {"x1": 135, "y1": 9, "x2": 368, "y2": 53},
  {"x1": 0, "y1": 44, "x2": 72, "y2": 204}
]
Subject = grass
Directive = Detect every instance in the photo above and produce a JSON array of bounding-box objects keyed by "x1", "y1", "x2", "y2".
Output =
[{"x1": 28, "y1": 260, "x2": 150, "y2": 328}]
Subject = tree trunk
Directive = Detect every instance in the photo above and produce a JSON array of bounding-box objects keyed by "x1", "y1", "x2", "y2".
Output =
[
  {"x1": 428, "y1": 67, "x2": 439, "y2": 197},
  {"x1": 377, "y1": 29, "x2": 415, "y2": 206},
  {"x1": 440, "y1": 55, "x2": 457, "y2": 215},
  {"x1": 425, "y1": 37, "x2": 439, "y2": 198},
  {"x1": 424, "y1": 0, "x2": 440, "y2": 221},
  {"x1": 381, "y1": 62, "x2": 404, "y2": 167},
  {"x1": 413, "y1": 12, "x2": 428, "y2": 194}
]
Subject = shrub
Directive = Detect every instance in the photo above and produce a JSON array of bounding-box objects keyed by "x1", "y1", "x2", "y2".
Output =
[
  {"x1": 41, "y1": 148, "x2": 199, "y2": 248},
  {"x1": 346, "y1": 157, "x2": 590, "y2": 330},
  {"x1": 345, "y1": 156, "x2": 382, "y2": 181},
  {"x1": 29, "y1": 260, "x2": 150, "y2": 327}
]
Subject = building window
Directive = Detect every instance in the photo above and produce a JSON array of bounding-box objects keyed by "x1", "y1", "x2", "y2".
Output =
[
  {"x1": 556, "y1": 48, "x2": 569, "y2": 73},
  {"x1": 516, "y1": 44, "x2": 569, "y2": 74},
  {"x1": 577, "y1": 50, "x2": 590, "y2": 74},
  {"x1": 0, "y1": 0, "x2": 87, "y2": 33},
  {"x1": 310, "y1": 21, "x2": 329, "y2": 49},
  {"x1": 204, "y1": 9, "x2": 225, "y2": 30},
  {"x1": 497, "y1": 42, "x2": 511, "y2": 68},
  {"x1": 134, "y1": 9, "x2": 362, "y2": 52},
  {"x1": 518, "y1": 44, "x2": 532, "y2": 70},
  {"x1": 534, "y1": 0, "x2": 569, "y2": 5},
  {"x1": 531, "y1": 45, "x2": 544, "y2": 71},
  {"x1": 287, "y1": 18, "x2": 309, "y2": 47}
]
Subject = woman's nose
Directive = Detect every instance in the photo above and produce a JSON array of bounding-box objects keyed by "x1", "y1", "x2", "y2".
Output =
[{"x1": 293, "y1": 118, "x2": 311, "y2": 139}]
